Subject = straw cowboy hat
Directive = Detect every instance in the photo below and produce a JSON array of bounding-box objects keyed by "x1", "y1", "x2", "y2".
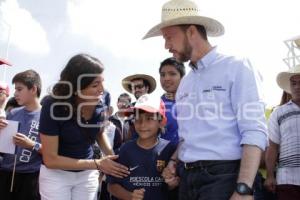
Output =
[
  {"x1": 143, "y1": 0, "x2": 224, "y2": 39},
  {"x1": 277, "y1": 65, "x2": 300, "y2": 94},
  {"x1": 122, "y1": 74, "x2": 156, "y2": 94}
]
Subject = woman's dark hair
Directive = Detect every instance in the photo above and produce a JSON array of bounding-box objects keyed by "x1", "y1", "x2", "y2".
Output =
[
  {"x1": 52, "y1": 54, "x2": 104, "y2": 102},
  {"x1": 51, "y1": 54, "x2": 104, "y2": 121},
  {"x1": 159, "y1": 57, "x2": 185, "y2": 78}
]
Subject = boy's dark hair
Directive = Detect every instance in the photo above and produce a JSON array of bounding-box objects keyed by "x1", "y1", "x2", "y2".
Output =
[
  {"x1": 117, "y1": 93, "x2": 131, "y2": 103},
  {"x1": 12, "y1": 69, "x2": 42, "y2": 97},
  {"x1": 180, "y1": 24, "x2": 208, "y2": 41},
  {"x1": 159, "y1": 57, "x2": 186, "y2": 78}
]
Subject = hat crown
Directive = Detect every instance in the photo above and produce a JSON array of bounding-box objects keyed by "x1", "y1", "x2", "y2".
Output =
[
  {"x1": 135, "y1": 94, "x2": 160, "y2": 110},
  {"x1": 135, "y1": 94, "x2": 166, "y2": 118},
  {"x1": 162, "y1": 0, "x2": 199, "y2": 22}
]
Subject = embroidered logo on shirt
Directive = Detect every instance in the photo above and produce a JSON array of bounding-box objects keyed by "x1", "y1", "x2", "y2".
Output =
[
  {"x1": 156, "y1": 160, "x2": 166, "y2": 172},
  {"x1": 129, "y1": 165, "x2": 139, "y2": 171},
  {"x1": 212, "y1": 86, "x2": 226, "y2": 91},
  {"x1": 177, "y1": 93, "x2": 189, "y2": 101}
]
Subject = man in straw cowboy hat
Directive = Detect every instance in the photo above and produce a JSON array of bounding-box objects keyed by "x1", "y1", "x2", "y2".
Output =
[
  {"x1": 144, "y1": 0, "x2": 268, "y2": 199},
  {"x1": 122, "y1": 74, "x2": 156, "y2": 102},
  {"x1": 265, "y1": 65, "x2": 300, "y2": 200}
]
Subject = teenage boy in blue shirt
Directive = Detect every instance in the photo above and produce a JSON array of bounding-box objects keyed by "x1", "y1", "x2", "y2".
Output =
[
  {"x1": 0, "y1": 69, "x2": 42, "y2": 200},
  {"x1": 107, "y1": 94, "x2": 176, "y2": 200}
]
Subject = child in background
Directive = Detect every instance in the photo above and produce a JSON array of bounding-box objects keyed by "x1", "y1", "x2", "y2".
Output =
[
  {"x1": 0, "y1": 70, "x2": 42, "y2": 200},
  {"x1": 107, "y1": 94, "x2": 176, "y2": 200}
]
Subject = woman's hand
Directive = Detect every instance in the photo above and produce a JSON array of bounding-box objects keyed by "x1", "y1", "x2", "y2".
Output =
[
  {"x1": 264, "y1": 176, "x2": 277, "y2": 193},
  {"x1": 97, "y1": 155, "x2": 130, "y2": 178}
]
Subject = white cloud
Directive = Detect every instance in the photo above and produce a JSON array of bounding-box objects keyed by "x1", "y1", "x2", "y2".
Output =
[
  {"x1": 0, "y1": 0, "x2": 50, "y2": 55},
  {"x1": 66, "y1": 0, "x2": 167, "y2": 59}
]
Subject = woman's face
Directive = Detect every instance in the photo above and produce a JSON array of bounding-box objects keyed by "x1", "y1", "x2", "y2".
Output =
[
  {"x1": 78, "y1": 73, "x2": 104, "y2": 103},
  {"x1": 160, "y1": 65, "x2": 182, "y2": 93}
]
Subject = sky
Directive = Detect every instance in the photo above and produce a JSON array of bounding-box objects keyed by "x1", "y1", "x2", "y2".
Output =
[{"x1": 0, "y1": 0, "x2": 300, "y2": 109}]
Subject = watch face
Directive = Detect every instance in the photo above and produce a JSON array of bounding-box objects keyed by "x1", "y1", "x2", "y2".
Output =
[
  {"x1": 236, "y1": 183, "x2": 253, "y2": 195},
  {"x1": 34, "y1": 143, "x2": 41, "y2": 151}
]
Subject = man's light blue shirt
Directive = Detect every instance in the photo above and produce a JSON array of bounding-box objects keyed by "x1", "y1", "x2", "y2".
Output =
[{"x1": 176, "y1": 47, "x2": 268, "y2": 162}]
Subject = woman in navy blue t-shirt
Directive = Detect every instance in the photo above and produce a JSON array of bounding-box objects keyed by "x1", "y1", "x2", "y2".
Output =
[{"x1": 39, "y1": 54, "x2": 129, "y2": 200}]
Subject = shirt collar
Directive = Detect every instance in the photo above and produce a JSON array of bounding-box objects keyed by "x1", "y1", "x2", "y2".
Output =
[{"x1": 189, "y1": 46, "x2": 218, "y2": 70}]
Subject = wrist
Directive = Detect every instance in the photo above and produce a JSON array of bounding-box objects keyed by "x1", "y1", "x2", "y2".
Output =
[
  {"x1": 235, "y1": 182, "x2": 253, "y2": 196},
  {"x1": 31, "y1": 142, "x2": 41, "y2": 152},
  {"x1": 94, "y1": 159, "x2": 100, "y2": 170}
]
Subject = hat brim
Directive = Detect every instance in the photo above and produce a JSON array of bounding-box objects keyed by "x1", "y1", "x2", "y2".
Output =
[
  {"x1": 122, "y1": 74, "x2": 156, "y2": 94},
  {"x1": 143, "y1": 15, "x2": 224, "y2": 39},
  {"x1": 0, "y1": 58, "x2": 12, "y2": 66},
  {"x1": 277, "y1": 72, "x2": 300, "y2": 94},
  {"x1": 134, "y1": 106, "x2": 167, "y2": 126}
]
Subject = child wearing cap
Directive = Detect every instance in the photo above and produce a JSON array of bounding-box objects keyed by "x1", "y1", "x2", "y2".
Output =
[{"x1": 107, "y1": 94, "x2": 177, "y2": 200}]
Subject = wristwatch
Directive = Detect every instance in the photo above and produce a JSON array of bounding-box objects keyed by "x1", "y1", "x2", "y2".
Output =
[
  {"x1": 235, "y1": 182, "x2": 253, "y2": 195},
  {"x1": 32, "y1": 142, "x2": 41, "y2": 152}
]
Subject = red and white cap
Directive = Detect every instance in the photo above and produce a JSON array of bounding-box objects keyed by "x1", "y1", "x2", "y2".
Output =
[
  {"x1": 0, "y1": 82, "x2": 9, "y2": 97},
  {"x1": 0, "y1": 58, "x2": 12, "y2": 66},
  {"x1": 134, "y1": 94, "x2": 167, "y2": 126}
]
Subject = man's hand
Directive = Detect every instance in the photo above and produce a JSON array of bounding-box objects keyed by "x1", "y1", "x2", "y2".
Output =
[
  {"x1": 131, "y1": 188, "x2": 145, "y2": 200},
  {"x1": 264, "y1": 176, "x2": 277, "y2": 193},
  {"x1": 162, "y1": 160, "x2": 180, "y2": 189},
  {"x1": 162, "y1": 160, "x2": 177, "y2": 180},
  {"x1": 13, "y1": 133, "x2": 35, "y2": 149}
]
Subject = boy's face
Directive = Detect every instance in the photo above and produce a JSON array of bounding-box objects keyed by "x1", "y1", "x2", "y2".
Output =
[
  {"x1": 134, "y1": 111, "x2": 161, "y2": 140},
  {"x1": 14, "y1": 82, "x2": 36, "y2": 106}
]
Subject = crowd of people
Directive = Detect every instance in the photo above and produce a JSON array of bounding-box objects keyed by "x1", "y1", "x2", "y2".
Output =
[{"x1": 0, "y1": 0, "x2": 300, "y2": 199}]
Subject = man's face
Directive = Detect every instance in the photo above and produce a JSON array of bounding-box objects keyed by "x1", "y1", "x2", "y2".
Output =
[
  {"x1": 290, "y1": 75, "x2": 300, "y2": 101},
  {"x1": 131, "y1": 79, "x2": 149, "y2": 99},
  {"x1": 162, "y1": 26, "x2": 192, "y2": 62},
  {"x1": 117, "y1": 96, "x2": 131, "y2": 110}
]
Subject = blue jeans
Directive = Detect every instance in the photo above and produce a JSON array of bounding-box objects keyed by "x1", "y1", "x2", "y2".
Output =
[{"x1": 179, "y1": 160, "x2": 240, "y2": 200}]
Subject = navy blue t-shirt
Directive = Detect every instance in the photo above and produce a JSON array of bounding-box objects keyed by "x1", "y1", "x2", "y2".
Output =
[
  {"x1": 161, "y1": 95, "x2": 179, "y2": 145},
  {"x1": 39, "y1": 97, "x2": 105, "y2": 159},
  {"x1": 0, "y1": 107, "x2": 41, "y2": 173},
  {"x1": 107, "y1": 138, "x2": 176, "y2": 200}
]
